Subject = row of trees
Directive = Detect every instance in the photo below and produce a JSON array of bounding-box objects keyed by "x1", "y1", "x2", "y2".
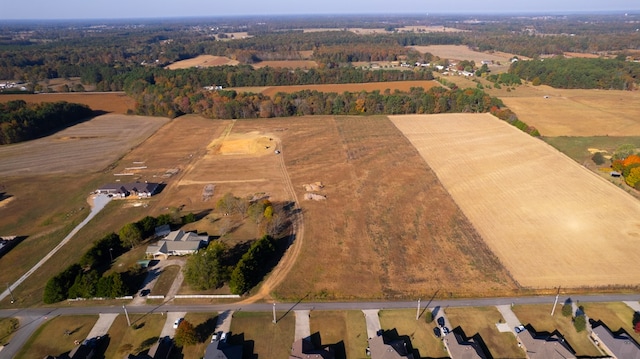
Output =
[
  {"x1": 184, "y1": 235, "x2": 277, "y2": 295},
  {"x1": 510, "y1": 57, "x2": 640, "y2": 90},
  {"x1": 0, "y1": 100, "x2": 94, "y2": 144},
  {"x1": 611, "y1": 153, "x2": 640, "y2": 190}
]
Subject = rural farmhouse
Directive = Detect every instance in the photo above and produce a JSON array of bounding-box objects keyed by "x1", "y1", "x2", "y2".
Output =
[{"x1": 146, "y1": 230, "x2": 209, "y2": 259}]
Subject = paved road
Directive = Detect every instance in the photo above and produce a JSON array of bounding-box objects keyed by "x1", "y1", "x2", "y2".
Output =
[
  {"x1": 1, "y1": 314, "x2": 50, "y2": 358},
  {"x1": 0, "y1": 194, "x2": 111, "y2": 303},
  {"x1": 1, "y1": 293, "x2": 639, "y2": 319}
]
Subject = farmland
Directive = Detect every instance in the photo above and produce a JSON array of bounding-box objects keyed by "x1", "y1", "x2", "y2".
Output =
[
  {"x1": 165, "y1": 55, "x2": 239, "y2": 69},
  {"x1": 257, "y1": 80, "x2": 440, "y2": 98},
  {"x1": 391, "y1": 113, "x2": 640, "y2": 288}
]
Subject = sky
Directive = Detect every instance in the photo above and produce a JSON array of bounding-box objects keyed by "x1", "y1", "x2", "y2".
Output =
[{"x1": 2, "y1": 0, "x2": 640, "y2": 20}]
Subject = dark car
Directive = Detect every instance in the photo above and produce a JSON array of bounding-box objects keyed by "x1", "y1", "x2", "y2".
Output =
[
  {"x1": 433, "y1": 327, "x2": 441, "y2": 338},
  {"x1": 442, "y1": 327, "x2": 450, "y2": 335},
  {"x1": 437, "y1": 317, "x2": 445, "y2": 327}
]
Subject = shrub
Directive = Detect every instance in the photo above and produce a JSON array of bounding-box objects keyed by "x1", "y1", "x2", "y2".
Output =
[
  {"x1": 574, "y1": 315, "x2": 586, "y2": 332},
  {"x1": 423, "y1": 310, "x2": 433, "y2": 323},
  {"x1": 561, "y1": 303, "x2": 573, "y2": 317},
  {"x1": 592, "y1": 152, "x2": 605, "y2": 165}
]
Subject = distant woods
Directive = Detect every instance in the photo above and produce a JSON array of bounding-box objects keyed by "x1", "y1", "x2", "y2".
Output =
[{"x1": 0, "y1": 100, "x2": 94, "y2": 145}]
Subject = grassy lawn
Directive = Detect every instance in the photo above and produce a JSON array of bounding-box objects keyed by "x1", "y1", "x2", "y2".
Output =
[
  {"x1": 103, "y1": 313, "x2": 165, "y2": 358},
  {"x1": 0, "y1": 317, "x2": 19, "y2": 345},
  {"x1": 309, "y1": 310, "x2": 368, "y2": 359},
  {"x1": 230, "y1": 311, "x2": 295, "y2": 359},
  {"x1": 15, "y1": 315, "x2": 98, "y2": 359},
  {"x1": 582, "y1": 302, "x2": 640, "y2": 343},
  {"x1": 512, "y1": 304, "x2": 601, "y2": 357},
  {"x1": 378, "y1": 309, "x2": 448, "y2": 359},
  {"x1": 170, "y1": 312, "x2": 219, "y2": 359},
  {"x1": 151, "y1": 265, "x2": 181, "y2": 296},
  {"x1": 543, "y1": 136, "x2": 640, "y2": 164},
  {"x1": 446, "y1": 306, "x2": 524, "y2": 359}
]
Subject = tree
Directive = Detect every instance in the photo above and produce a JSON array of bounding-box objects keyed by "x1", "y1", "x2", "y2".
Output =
[
  {"x1": 174, "y1": 320, "x2": 197, "y2": 347},
  {"x1": 119, "y1": 222, "x2": 143, "y2": 248},
  {"x1": 592, "y1": 152, "x2": 605, "y2": 165},
  {"x1": 561, "y1": 302, "x2": 573, "y2": 317},
  {"x1": 184, "y1": 241, "x2": 228, "y2": 290},
  {"x1": 573, "y1": 315, "x2": 586, "y2": 332},
  {"x1": 635, "y1": 321, "x2": 640, "y2": 334},
  {"x1": 423, "y1": 310, "x2": 433, "y2": 323}
]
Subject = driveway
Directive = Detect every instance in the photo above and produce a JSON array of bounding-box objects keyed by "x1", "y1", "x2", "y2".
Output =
[
  {"x1": 363, "y1": 310, "x2": 381, "y2": 339},
  {"x1": 294, "y1": 310, "x2": 310, "y2": 341},
  {"x1": 130, "y1": 258, "x2": 185, "y2": 306},
  {"x1": 496, "y1": 305, "x2": 522, "y2": 333},
  {"x1": 159, "y1": 311, "x2": 187, "y2": 339}
]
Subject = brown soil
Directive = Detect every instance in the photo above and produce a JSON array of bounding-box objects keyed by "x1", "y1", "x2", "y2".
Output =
[
  {"x1": 165, "y1": 55, "x2": 239, "y2": 70},
  {"x1": 0, "y1": 92, "x2": 135, "y2": 114}
]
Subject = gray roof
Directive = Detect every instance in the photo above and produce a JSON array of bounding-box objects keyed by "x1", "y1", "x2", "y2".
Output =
[
  {"x1": 97, "y1": 182, "x2": 159, "y2": 195},
  {"x1": 289, "y1": 338, "x2": 335, "y2": 359},
  {"x1": 146, "y1": 230, "x2": 209, "y2": 257},
  {"x1": 592, "y1": 323, "x2": 640, "y2": 359},
  {"x1": 518, "y1": 329, "x2": 575, "y2": 359},
  {"x1": 368, "y1": 335, "x2": 414, "y2": 359},
  {"x1": 204, "y1": 339, "x2": 243, "y2": 359},
  {"x1": 445, "y1": 330, "x2": 487, "y2": 359}
]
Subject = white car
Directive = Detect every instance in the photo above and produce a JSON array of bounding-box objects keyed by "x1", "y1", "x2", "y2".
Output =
[{"x1": 173, "y1": 317, "x2": 184, "y2": 329}]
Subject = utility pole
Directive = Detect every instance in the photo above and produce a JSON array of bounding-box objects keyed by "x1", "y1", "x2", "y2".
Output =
[
  {"x1": 123, "y1": 305, "x2": 131, "y2": 326},
  {"x1": 550, "y1": 287, "x2": 560, "y2": 316},
  {"x1": 272, "y1": 303, "x2": 277, "y2": 324},
  {"x1": 6, "y1": 283, "x2": 14, "y2": 304},
  {"x1": 416, "y1": 298, "x2": 421, "y2": 320}
]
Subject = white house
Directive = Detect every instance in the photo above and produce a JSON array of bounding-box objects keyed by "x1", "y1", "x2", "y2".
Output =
[{"x1": 146, "y1": 230, "x2": 209, "y2": 259}]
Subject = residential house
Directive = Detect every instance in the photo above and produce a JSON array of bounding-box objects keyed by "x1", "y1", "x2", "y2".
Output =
[
  {"x1": 289, "y1": 337, "x2": 335, "y2": 359},
  {"x1": 443, "y1": 328, "x2": 488, "y2": 359},
  {"x1": 204, "y1": 334, "x2": 243, "y2": 359},
  {"x1": 368, "y1": 333, "x2": 414, "y2": 359},
  {"x1": 591, "y1": 321, "x2": 640, "y2": 359},
  {"x1": 146, "y1": 230, "x2": 209, "y2": 259},
  {"x1": 96, "y1": 182, "x2": 160, "y2": 198},
  {"x1": 517, "y1": 328, "x2": 576, "y2": 359}
]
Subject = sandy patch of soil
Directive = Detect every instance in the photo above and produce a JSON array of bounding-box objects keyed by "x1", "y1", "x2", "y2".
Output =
[{"x1": 165, "y1": 55, "x2": 239, "y2": 70}]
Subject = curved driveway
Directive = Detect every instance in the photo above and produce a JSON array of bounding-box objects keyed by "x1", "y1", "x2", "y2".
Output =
[{"x1": 0, "y1": 194, "x2": 111, "y2": 303}]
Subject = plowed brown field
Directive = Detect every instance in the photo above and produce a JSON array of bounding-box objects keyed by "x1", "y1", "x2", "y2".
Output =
[
  {"x1": 391, "y1": 113, "x2": 640, "y2": 288},
  {"x1": 0, "y1": 92, "x2": 135, "y2": 114},
  {"x1": 258, "y1": 80, "x2": 439, "y2": 98}
]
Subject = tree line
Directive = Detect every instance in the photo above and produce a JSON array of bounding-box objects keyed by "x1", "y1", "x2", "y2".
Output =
[
  {"x1": 509, "y1": 57, "x2": 640, "y2": 90},
  {"x1": 0, "y1": 100, "x2": 94, "y2": 144}
]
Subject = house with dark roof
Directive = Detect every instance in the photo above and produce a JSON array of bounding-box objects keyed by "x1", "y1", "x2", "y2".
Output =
[
  {"x1": 443, "y1": 328, "x2": 488, "y2": 359},
  {"x1": 590, "y1": 321, "x2": 640, "y2": 359},
  {"x1": 204, "y1": 334, "x2": 243, "y2": 359},
  {"x1": 517, "y1": 327, "x2": 576, "y2": 359},
  {"x1": 146, "y1": 230, "x2": 209, "y2": 259},
  {"x1": 96, "y1": 182, "x2": 160, "y2": 198},
  {"x1": 289, "y1": 337, "x2": 335, "y2": 359},
  {"x1": 368, "y1": 333, "x2": 415, "y2": 359}
]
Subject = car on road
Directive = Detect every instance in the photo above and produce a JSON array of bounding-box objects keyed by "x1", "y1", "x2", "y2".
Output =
[
  {"x1": 173, "y1": 317, "x2": 184, "y2": 329},
  {"x1": 433, "y1": 327, "x2": 441, "y2": 338},
  {"x1": 437, "y1": 317, "x2": 445, "y2": 327}
]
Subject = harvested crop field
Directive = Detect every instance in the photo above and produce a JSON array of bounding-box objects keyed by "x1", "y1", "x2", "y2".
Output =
[
  {"x1": 0, "y1": 114, "x2": 169, "y2": 176},
  {"x1": 0, "y1": 92, "x2": 135, "y2": 114},
  {"x1": 410, "y1": 45, "x2": 516, "y2": 63},
  {"x1": 391, "y1": 113, "x2": 640, "y2": 288},
  {"x1": 253, "y1": 60, "x2": 318, "y2": 69},
  {"x1": 258, "y1": 80, "x2": 439, "y2": 98},
  {"x1": 498, "y1": 86, "x2": 640, "y2": 136},
  {"x1": 165, "y1": 55, "x2": 239, "y2": 69},
  {"x1": 273, "y1": 115, "x2": 517, "y2": 299}
]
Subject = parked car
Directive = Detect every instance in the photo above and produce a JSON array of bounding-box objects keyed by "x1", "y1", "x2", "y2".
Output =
[
  {"x1": 437, "y1": 317, "x2": 445, "y2": 327},
  {"x1": 433, "y1": 327, "x2": 441, "y2": 338},
  {"x1": 173, "y1": 317, "x2": 184, "y2": 329},
  {"x1": 515, "y1": 325, "x2": 525, "y2": 333},
  {"x1": 442, "y1": 326, "x2": 450, "y2": 335}
]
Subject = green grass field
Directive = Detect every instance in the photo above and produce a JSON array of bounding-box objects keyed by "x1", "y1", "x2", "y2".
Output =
[
  {"x1": 446, "y1": 306, "x2": 524, "y2": 359},
  {"x1": 378, "y1": 309, "x2": 448, "y2": 359},
  {"x1": 512, "y1": 304, "x2": 602, "y2": 357},
  {"x1": 15, "y1": 315, "x2": 98, "y2": 359},
  {"x1": 582, "y1": 302, "x2": 640, "y2": 343},
  {"x1": 151, "y1": 265, "x2": 181, "y2": 296},
  {"x1": 229, "y1": 311, "x2": 295, "y2": 359},
  {"x1": 542, "y1": 136, "x2": 640, "y2": 164}
]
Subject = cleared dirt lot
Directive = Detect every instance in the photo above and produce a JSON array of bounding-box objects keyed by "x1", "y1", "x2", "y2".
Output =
[
  {"x1": 0, "y1": 92, "x2": 135, "y2": 114},
  {"x1": 391, "y1": 113, "x2": 640, "y2": 288},
  {"x1": 498, "y1": 85, "x2": 640, "y2": 136},
  {"x1": 411, "y1": 45, "x2": 516, "y2": 64},
  {"x1": 273, "y1": 115, "x2": 516, "y2": 299},
  {"x1": 0, "y1": 114, "x2": 169, "y2": 176}
]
